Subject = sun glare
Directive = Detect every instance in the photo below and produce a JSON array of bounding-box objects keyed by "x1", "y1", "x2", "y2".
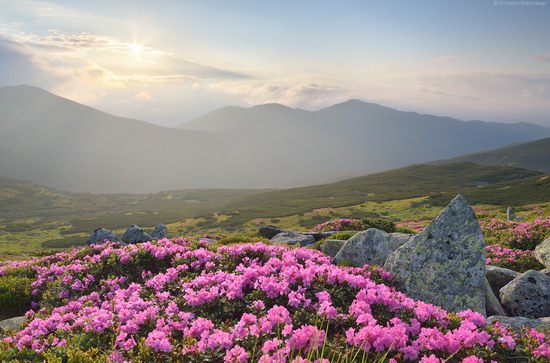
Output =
[{"x1": 130, "y1": 43, "x2": 143, "y2": 58}]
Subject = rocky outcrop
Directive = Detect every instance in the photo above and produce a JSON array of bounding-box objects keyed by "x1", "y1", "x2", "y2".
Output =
[
  {"x1": 500, "y1": 270, "x2": 550, "y2": 319},
  {"x1": 486, "y1": 265, "x2": 521, "y2": 302},
  {"x1": 271, "y1": 231, "x2": 315, "y2": 247},
  {"x1": 320, "y1": 239, "x2": 346, "y2": 258},
  {"x1": 384, "y1": 195, "x2": 486, "y2": 315},
  {"x1": 259, "y1": 225, "x2": 284, "y2": 239},
  {"x1": 487, "y1": 316, "x2": 550, "y2": 332},
  {"x1": 535, "y1": 238, "x2": 550, "y2": 270},
  {"x1": 333, "y1": 229, "x2": 413, "y2": 267},
  {"x1": 0, "y1": 316, "x2": 26, "y2": 337},
  {"x1": 87, "y1": 228, "x2": 119, "y2": 246},
  {"x1": 150, "y1": 224, "x2": 168, "y2": 240},
  {"x1": 121, "y1": 225, "x2": 152, "y2": 244}
]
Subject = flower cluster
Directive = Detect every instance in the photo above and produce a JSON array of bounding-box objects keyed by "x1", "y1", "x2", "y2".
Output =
[
  {"x1": 485, "y1": 244, "x2": 543, "y2": 272},
  {"x1": 309, "y1": 218, "x2": 364, "y2": 232},
  {"x1": 0, "y1": 240, "x2": 549, "y2": 362},
  {"x1": 480, "y1": 216, "x2": 550, "y2": 250}
]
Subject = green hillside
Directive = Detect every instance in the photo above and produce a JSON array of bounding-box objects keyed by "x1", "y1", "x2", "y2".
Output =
[
  {"x1": 443, "y1": 137, "x2": 550, "y2": 172},
  {"x1": 1, "y1": 162, "x2": 549, "y2": 256}
]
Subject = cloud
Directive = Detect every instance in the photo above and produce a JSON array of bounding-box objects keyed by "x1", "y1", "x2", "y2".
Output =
[
  {"x1": 133, "y1": 90, "x2": 153, "y2": 101},
  {"x1": 209, "y1": 81, "x2": 351, "y2": 109},
  {"x1": 433, "y1": 55, "x2": 456, "y2": 62},
  {"x1": 534, "y1": 54, "x2": 550, "y2": 62}
]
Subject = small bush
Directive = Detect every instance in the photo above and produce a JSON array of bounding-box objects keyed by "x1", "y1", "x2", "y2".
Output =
[
  {"x1": 329, "y1": 231, "x2": 357, "y2": 240},
  {"x1": 0, "y1": 275, "x2": 32, "y2": 318}
]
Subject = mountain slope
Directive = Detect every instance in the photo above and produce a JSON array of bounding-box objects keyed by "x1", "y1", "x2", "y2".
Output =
[
  {"x1": 2, "y1": 85, "x2": 550, "y2": 193},
  {"x1": 441, "y1": 137, "x2": 550, "y2": 172}
]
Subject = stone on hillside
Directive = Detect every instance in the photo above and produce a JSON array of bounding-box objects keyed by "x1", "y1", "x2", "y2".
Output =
[
  {"x1": 305, "y1": 231, "x2": 336, "y2": 241},
  {"x1": 500, "y1": 270, "x2": 550, "y2": 318},
  {"x1": 384, "y1": 195, "x2": 486, "y2": 315},
  {"x1": 87, "y1": 228, "x2": 119, "y2": 246},
  {"x1": 271, "y1": 231, "x2": 315, "y2": 247},
  {"x1": 487, "y1": 316, "x2": 550, "y2": 332},
  {"x1": 506, "y1": 207, "x2": 517, "y2": 221},
  {"x1": 484, "y1": 278, "x2": 507, "y2": 317},
  {"x1": 333, "y1": 229, "x2": 413, "y2": 267},
  {"x1": 486, "y1": 265, "x2": 521, "y2": 301},
  {"x1": 535, "y1": 238, "x2": 550, "y2": 270},
  {"x1": 320, "y1": 239, "x2": 346, "y2": 258},
  {"x1": 0, "y1": 316, "x2": 26, "y2": 336},
  {"x1": 259, "y1": 225, "x2": 284, "y2": 239},
  {"x1": 150, "y1": 224, "x2": 168, "y2": 239},
  {"x1": 121, "y1": 225, "x2": 152, "y2": 244}
]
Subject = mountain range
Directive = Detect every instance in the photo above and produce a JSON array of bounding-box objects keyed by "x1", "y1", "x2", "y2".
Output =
[{"x1": 1, "y1": 84, "x2": 549, "y2": 193}]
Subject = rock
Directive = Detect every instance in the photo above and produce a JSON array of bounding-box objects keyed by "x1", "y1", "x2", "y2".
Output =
[
  {"x1": 121, "y1": 225, "x2": 152, "y2": 244},
  {"x1": 535, "y1": 238, "x2": 550, "y2": 270},
  {"x1": 0, "y1": 316, "x2": 26, "y2": 336},
  {"x1": 271, "y1": 231, "x2": 315, "y2": 247},
  {"x1": 305, "y1": 231, "x2": 336, "y2": 241},
  {"x1": 384, "y1": 195, "x2": 486, "y2": 315},
  {"x1": 320, "y1": 239, "x2": 346, "y2": 258},
  {"x1": 259, "y1": 225, "x2": 284, "y2": 239},
  {"x1": 487, "y1": 316, "x2": 550, "y2": 332},
  {"x1": 500, "y1": 270, "x2": 550, "y2": 318},
  {"x1": 333, "y1": 229, "x2": 413, "y2": 267},
  {"x1": 199, "y1": 238, "x2": 216, "y2": 244},
  {"x1": 484, "y1": 278, "x2": 507, "y2": 317},
  {"x1": 150, "y1": 224, "x2": 168, "y2": 239},
  {"x1": 506, "y1": 207, "x2": 517, "y2": 221},
  {"x1": 486, "y1": 265, "x2": 521, "y2": 301},
  {"x1": 87, "y1": 227, "x2": 119, "y2": 246}
]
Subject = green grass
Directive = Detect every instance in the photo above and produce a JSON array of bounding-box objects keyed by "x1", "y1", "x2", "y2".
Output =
[{"x1": 1, "y1": 162, "x2": 549, "y2": 257}]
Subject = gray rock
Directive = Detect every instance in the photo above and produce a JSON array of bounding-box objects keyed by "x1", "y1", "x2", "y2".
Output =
[
  {"x1": 305, "y1": 231, "x2": 336, "y2": 241},
  {"x1": 271, "y1": 231, "x2": 315, "y2": 247},
  {"x1": 121, "y1": 225, "x2": 152, "y2": 244},
  {"x1": 320, "y1": 239, "x2": 346, "y2": 258},
  {"x1": 198, "y1": 238, "x2": 216, "y2": 244},
  {"x1": 535, "y1": 238, "x2": 550, "y2": 270},
  {"x1": 384, "y1": 195, "x2": 486, "y2": 315},
  {"x1": 506, "y1": 207, "x2": 517, "y2": 221},
  {"x1": 486, "y1": 265, "x2": 521, "y2": 301},
  {"x1": 259, "y1": 225, "x2": 284, "y2": 239},
  {"x1": 487, "y1": 316, "x2": 550, "y2": 332},
  {"x1": 87, "y1": 227, "x2": 119, "y2": 246},
  {"x1": 150, "y1": 224, "x2": 168, "y2": 239},
  {"x1": 484, "y1": 278, "x2": 507, "y2": 317},
  {"x1": 500, "y1": 270, "x2": 550, "y2": 318},
  {"x1": 333, "y1": 229, "x2": 413, "y2": 267},
  {"x1": 0, "y1": 316, "x2": 26, "y2": 336}
]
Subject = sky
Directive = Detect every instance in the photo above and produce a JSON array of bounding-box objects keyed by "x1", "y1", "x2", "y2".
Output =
[{"x1": 0, "y1": 0, "x2": 549, "y2": 127}]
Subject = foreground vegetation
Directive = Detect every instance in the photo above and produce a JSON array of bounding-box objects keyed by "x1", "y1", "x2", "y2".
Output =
[{"x1": 0, "y1": 240, "x2": 549, "y2": 362}]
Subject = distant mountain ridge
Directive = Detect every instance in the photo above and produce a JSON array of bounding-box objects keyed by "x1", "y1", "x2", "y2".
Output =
[
  {"x1": 440, "y1": 137, "x2": 550, "y2": 172},
  {"x1": 1, "y1": 84, "x2": 550, "y2": 193}
]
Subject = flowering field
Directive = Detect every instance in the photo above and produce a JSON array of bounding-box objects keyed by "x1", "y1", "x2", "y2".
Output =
[{"x1": 0, "y1": 239, "x2": 549, "y2": 362}]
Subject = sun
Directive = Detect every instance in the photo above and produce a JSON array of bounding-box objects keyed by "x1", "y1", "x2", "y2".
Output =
[{"x1": 130, "y1": 43, "x2": 143, "y2": 58}]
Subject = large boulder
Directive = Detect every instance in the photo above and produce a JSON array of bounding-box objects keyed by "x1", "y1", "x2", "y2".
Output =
[
  {"x1": 271, "y1": 231, "x2": 315, "y2": 247},
  {"x1": 150, "y1": 224, "x2": 168, "y2": 240},
  {"x1": 259, "y1": 225, "x2": 284, "y2": 239},
  {"x1": 487, "y1": 316, "x2": 550, "y2": 332},
  {"x1": 486, "y1": 265, "x2": 521, "y2": 301},
  {"x1": 384, "y1": 195, "x2": 486, "y2": 315},
  {"x1": 305, "y1": 231, "x2": 336, "y2": 241},
  {"x1": 333, "y1": 229, "x2": 413, "y2": 267},
  {"x1": 87, "y1": 228, "x2": 119, "y2": 246},
  {"x1": 535, "y1": 238, "x2": 550, "y2": 270},
  {"x1": 121, "y1": 225, "x2": 152, "y2": 244},
  {"x1": 320, "y1": 239, "x2": 346, "y2": 258},
  {"x1": 500, "y1": 270, "x2": 550, "y2": 318}
]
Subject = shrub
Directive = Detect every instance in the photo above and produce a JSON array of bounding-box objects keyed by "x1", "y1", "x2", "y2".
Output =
[
  {"x1": 0, "y1": 275, "x2": 33, "y2": 318},
  {"x1": 486, "y1": 244, "x2": 544, "y2": 272},
  {"x1": 310, "y1": 218, "x2": 396, "y2": 233},
  {"x1": 481, "y1": 216, "x2": 550, "y2": 250}
]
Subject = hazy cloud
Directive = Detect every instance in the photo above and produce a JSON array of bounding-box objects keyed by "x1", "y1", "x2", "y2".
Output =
[
  {"x1": 433, "y1": 55, "x2": 456, "y2": 62},
  {"x1": 534, "y1": 54, "x2": 550, "y2": 62}
]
